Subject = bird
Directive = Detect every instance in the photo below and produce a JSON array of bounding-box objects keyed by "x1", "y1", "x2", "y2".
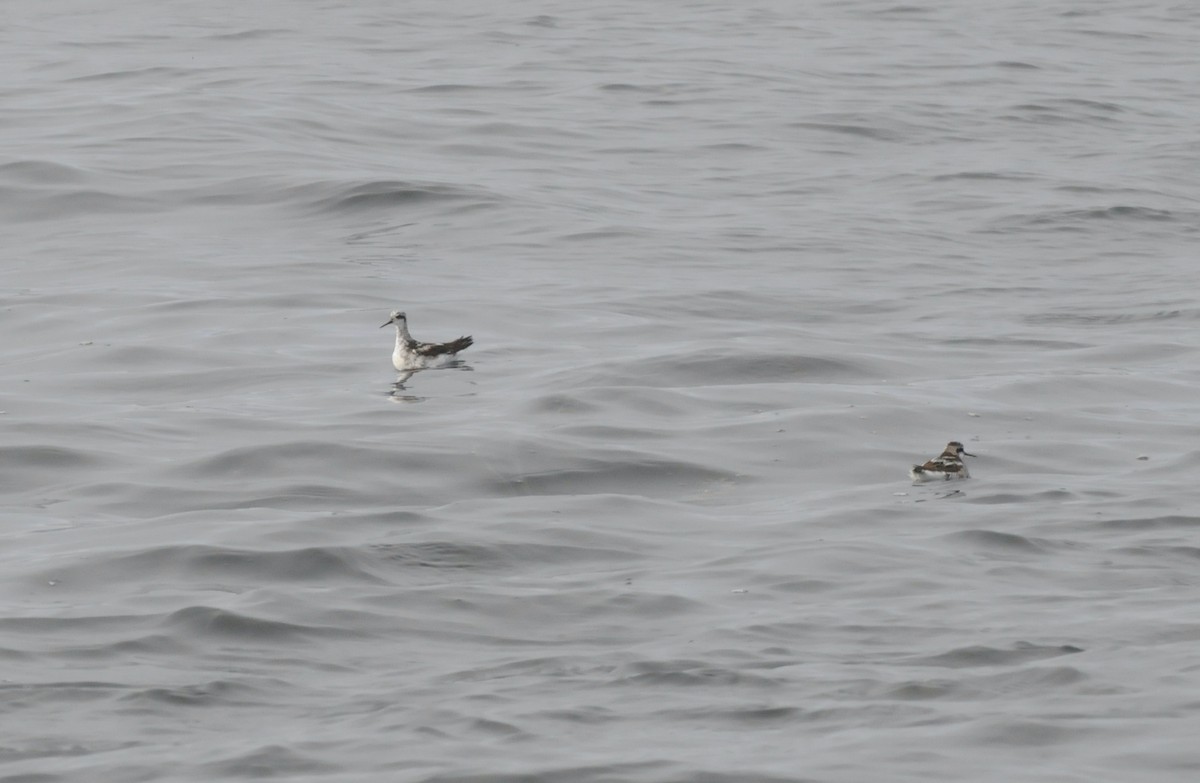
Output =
[
  {"x1": 910, "y1": 441, "x2": 975, "y2": 482},
  {"x1": 380, "y1": 310, "x2": 473, "y2": 371}
]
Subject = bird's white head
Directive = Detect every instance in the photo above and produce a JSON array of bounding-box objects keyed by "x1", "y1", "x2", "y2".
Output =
[{"x1": 380, "y1": 310, "x2": 407, "y2": 328}]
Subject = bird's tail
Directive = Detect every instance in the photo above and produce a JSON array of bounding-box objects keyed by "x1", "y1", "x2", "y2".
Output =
[{"x1": 447, "y1": 335, "x2": 473, "y2": 353}]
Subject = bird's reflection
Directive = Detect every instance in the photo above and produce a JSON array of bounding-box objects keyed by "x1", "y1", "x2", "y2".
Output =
[
  {"x1": 388, "y1": 369, "x2": 424, "y2": 403},
  {"x1": 386, "y1": 364, "x2": 474, "y2": 403}
]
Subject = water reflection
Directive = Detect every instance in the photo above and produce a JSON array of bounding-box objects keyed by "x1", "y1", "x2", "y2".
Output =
[
  {"x1": 385, "y1": 364, "x2": 474, "y2": 403},
  {"x1": 387, "y1": 369, "x2": 423, "y2": 402}
]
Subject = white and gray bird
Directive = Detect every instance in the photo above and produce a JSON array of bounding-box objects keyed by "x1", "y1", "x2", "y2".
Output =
[{"x1": 380, "y1": 310, "x2": 473, "y2": 371}]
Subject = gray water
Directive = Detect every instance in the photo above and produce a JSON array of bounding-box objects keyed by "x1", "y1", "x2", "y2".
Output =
[{"x1": 3, "y1": 1, "x2": 1200, "y2": 781}]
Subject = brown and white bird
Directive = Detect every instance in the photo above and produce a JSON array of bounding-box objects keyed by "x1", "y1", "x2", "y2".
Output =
[
  {"x1": 910, "y1": 441, "x2": 975, "y2": 482},
  {"x1": 380, "y1": 310, "x2": 473, "y2": 371}
]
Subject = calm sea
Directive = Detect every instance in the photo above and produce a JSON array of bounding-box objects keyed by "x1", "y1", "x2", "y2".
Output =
[{"x1": 3, "y1": 1, "x2": 1200, "y2": 781}]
